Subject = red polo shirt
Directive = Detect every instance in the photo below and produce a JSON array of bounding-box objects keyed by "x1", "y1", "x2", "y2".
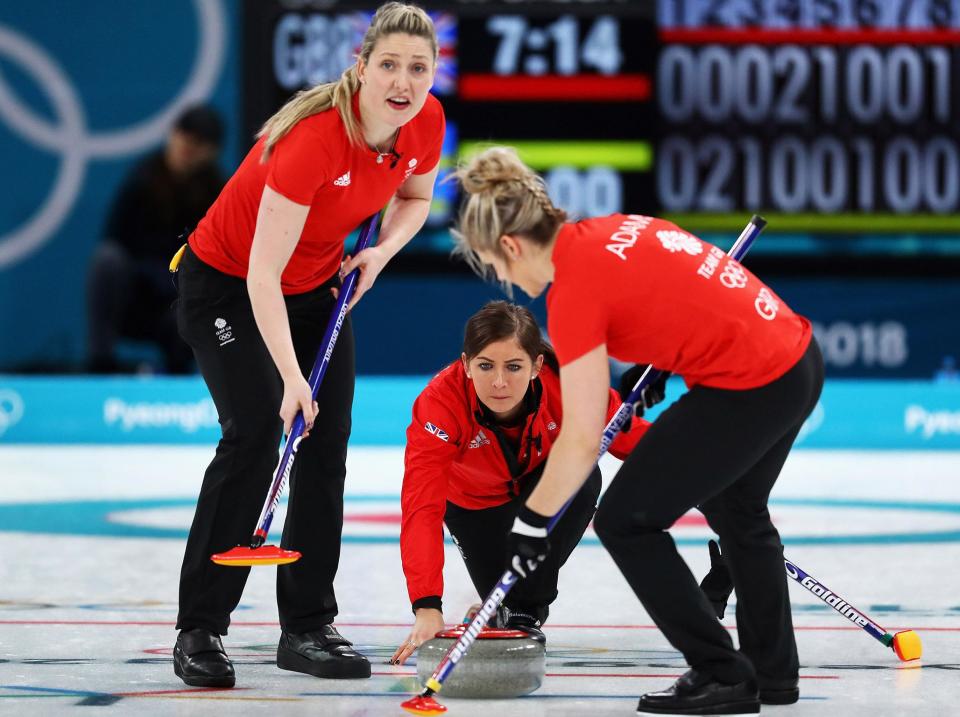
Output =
[
  {"x1": 547, "y1": 215, "x2": 812, "y2": 390},
  {"x1": 190, "y1": 93, "x2": 444, "y2": 294}
]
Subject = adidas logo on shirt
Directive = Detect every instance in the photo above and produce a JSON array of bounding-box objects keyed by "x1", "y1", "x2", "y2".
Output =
[
  {"x1": 468, "y1": 429, "x2": 490, "y2": 449},
  {"x1": 333, "y1": 171, "x2": 351, "y2": 187}
]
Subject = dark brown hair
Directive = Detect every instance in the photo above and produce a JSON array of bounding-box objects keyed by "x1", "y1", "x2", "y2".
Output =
[{"x1": 462, "y1": 301, "x2": 559, "y2": 372}]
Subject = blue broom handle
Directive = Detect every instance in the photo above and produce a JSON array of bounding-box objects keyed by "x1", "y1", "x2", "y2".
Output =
[{"x1": 253, "y1": 213, "x2": 380, "y2": 545}]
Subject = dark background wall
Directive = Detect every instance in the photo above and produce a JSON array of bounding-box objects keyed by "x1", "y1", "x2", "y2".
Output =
[{"x1": 2, "y1": 0, "x2": 958, "y2": 379}]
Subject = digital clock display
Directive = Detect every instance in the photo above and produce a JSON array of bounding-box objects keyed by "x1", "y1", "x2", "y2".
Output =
[{"x1": 454, "y1": 7, "x2": 656, "y2": 224}]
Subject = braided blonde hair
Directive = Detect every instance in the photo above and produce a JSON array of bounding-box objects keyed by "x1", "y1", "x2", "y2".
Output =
[
  {"x1": 257, "y1": 2, "x2": 437, "y2": 161},
  {"x1": 452, "y1": 147, "x2": 567, "y2": 277}
]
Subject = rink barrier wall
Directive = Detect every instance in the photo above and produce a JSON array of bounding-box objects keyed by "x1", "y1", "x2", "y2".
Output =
[{"x1": 0, "y1": 376, "x2": 959, "y2": 449}]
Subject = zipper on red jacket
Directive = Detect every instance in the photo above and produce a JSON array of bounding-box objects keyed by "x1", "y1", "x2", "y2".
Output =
[{"x1": 476, "y1": 379, "x2": 544, "y2": 498}]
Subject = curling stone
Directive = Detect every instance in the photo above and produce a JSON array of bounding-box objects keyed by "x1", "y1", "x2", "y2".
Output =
[{"x1": 416, "y1": 625, "x2": 545, "y2": 699}]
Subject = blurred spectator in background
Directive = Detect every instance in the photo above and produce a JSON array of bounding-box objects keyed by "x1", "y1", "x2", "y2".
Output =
[
  {"x1": 86, "y1": 104, "x2": 226, "y2": 374},
  {"x1": 935, "y1": 356, "x2": 959, "y2": 383}
]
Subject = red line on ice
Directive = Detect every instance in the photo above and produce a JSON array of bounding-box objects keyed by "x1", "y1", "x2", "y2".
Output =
[
  {"x1": 114, "y1": 687, "x2": 246, "y2": 697},
  {"x1": 1, "y1": 620, "x2": 955, "y2": 632}
]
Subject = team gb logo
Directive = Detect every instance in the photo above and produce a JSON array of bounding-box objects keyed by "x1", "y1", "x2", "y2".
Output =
[{"x1": 657, "y1": 230, "x2": 703, "y2": 256}]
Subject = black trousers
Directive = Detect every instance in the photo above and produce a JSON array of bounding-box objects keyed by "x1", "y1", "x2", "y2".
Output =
[
  {"x1": 174, "y1": 247, "x2": 355, "y2": 635},
  {"x1": 443, "y1": 464, "x2": 602, "y2": 623},
  {"x1": 594, "y1": 339, "x2": 824, "y2": 684}
]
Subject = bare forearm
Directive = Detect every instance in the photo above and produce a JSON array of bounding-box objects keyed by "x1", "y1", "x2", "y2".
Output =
[
  {"x1": 525, "y1": 432, "x2": 600, "y2": 516},
  {"x1": 376, "y1": 195, "x2": 431, "y2": 260},
  {"x1": 247, "y1": 272, "x2": 300, "y2": 381}
]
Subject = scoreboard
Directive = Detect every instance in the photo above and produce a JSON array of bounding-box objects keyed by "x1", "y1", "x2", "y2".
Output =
[
  {"x1": 242, "y1": 0, "x2": 960, "y2": 256},
  {"x1": 657, "y1": 0, "x2": 960, "y2": 238}
]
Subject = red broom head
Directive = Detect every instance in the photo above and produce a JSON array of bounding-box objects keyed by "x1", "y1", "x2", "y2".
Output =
[
  {"x1": 400, "y1": 694, "x2": 447, "y2": 715},
  {"x1": 210, "y1": 545, "x2": 301, "y2": 566}
]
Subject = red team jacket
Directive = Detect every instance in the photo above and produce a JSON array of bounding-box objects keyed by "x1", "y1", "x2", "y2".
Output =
[{"x1": 400, "y1": 360, "x2": 648, "y2": 607}]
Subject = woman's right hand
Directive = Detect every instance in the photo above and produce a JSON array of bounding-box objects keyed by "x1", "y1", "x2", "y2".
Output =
[
  {"x1": 390, "y1": 608, "x2": 445, "y2": 665},
  {"x1": 280, "y1": 373, "x2": 317, "y2": 436}
]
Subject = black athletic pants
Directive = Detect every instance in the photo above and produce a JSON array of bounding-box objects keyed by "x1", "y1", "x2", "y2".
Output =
[
  {"x1": 593, "y1": 339, "x2": 824, "y2": 685},
  {"x1": 174, "y1": 246, "x2": 354, "y2": 635},
  {"x1": 443, "y1": 464, "x2": 602, "y2": 623}
]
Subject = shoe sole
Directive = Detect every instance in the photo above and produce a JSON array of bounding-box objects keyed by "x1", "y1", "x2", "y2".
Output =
[
  {"x1": 173, "y1": 657, "x2": 235, "y2": 688},
  {"x1": 637, "y1": 699, "x2": 760, "y2": 715},
  {"x1": 277, "y1": 647, "x2": 371, "y2": 679},
  {"x1": 512, "y1": 630, "x2": 546, "y2": 645},
  {"x1": 760, "y1": 687, "x2": 800, "y2": 705}
]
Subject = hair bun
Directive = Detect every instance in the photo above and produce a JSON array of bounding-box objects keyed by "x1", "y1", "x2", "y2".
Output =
[{"x1": 459, "y1": 147, "x2": 529, "y2": 195}]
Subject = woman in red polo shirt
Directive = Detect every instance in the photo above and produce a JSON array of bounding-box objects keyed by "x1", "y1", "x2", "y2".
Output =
[
  {"x1": 450, "y1": 148, "x2": 823, "y2": 715},
  {"x1": 172, "y1": 2, "x2": 444, "y2": 688},
  {"x1": 389, "y1": 301, "x2": 647, "y2": 665}
]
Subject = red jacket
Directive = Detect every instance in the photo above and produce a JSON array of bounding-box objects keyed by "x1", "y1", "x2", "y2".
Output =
[{"x1": 400, "y1": 360, "x2": 648, "y2": 608}]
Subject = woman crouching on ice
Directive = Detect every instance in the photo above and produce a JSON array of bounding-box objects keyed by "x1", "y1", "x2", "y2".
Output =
[{"x1": 390, "y1": 301, "x2": 647, "y2": 664}]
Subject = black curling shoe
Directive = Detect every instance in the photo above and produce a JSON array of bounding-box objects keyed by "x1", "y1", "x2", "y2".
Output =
[
  {"x1": 759, "y1": 675, "x2": 800, "y2": 705},
  {"x1": 504, "y1": 611, "x2": 546, "y2": 645},
  {"x1": 173, "y1": 628, "x2": 236, "y2": 688},
  {"x1": 277, "y1": 625, "x2": 371, "y2": 679},
  {"x1": 637, "y1": 669, "x2": 760, "y2": 715}
]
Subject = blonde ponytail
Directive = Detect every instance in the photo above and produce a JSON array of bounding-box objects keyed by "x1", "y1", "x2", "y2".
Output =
[{"x1": 258, "y1": 67, "x2": 361, "y2": 160}]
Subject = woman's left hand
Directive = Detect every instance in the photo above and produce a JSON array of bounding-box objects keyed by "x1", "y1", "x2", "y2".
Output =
[{"x1": 337, "y1": 245, "x2": 389, "y2": 311}]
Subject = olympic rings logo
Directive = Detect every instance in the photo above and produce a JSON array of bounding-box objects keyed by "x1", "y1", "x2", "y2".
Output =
[
  {"x1": 719, "y1": 261, "x2": 748, "y2": 289},
  {"x1": 0, "y1": 389, "x2": 24, "y2": 436},
  {"x1": 0, "y1": 0, "x2": 226, "y2": 269}
]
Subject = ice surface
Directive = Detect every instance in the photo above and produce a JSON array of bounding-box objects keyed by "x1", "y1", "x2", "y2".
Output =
[{"x1": 1, "y1": 446, "x2": 957, "y2": 716}]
